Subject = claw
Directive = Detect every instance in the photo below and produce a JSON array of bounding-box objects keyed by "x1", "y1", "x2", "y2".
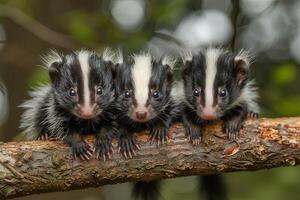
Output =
[
  {"x1": 84, "y1": 153, "x2": 90, "y2": 160},
  {"x1": 185, "y1": 125, "x2": 201, "y2": 146},
  {"x1": 87, "y1": 150, "x2": 93, "y2": 157},
  {"x1": 118, "y1": 135, "x2": 139, "y2": 159},
  {"x1": 94, "y1": 135, "x2": 113, "y2": 161},
  {"x1": 135, "y1": 143, "x2": 140, "y2": 150},
  {"x1": 88, "y1": 144, "x2": 93, "y2": 149},
  {"x1": 79, "y1": 155, "x2": 85, "y2": 161},
  {"x1": 150, "y1": 127, "x2": 168, "y2": 146},
  {"x1": 132, "y1": 149, "x2": 137, "y2": 156},
  {"x1": 247, "y1": 112, "x2": 258, "y2": 119},
  {"x1": 37, "y1": 133, "x2": 50, "y2": 141}
]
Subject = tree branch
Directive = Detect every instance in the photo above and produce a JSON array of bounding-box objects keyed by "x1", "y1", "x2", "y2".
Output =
[
  {"x1": 0, "y1": 5, "x2": 83, "y2": 50},
  {"x1": 1, "y1": 117, "x2": 300, "y2": 199}
]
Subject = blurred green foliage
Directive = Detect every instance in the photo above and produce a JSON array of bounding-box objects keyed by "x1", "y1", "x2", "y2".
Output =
[{"x1": 272, "y1": 63, "x2": 297, "y2": 86}]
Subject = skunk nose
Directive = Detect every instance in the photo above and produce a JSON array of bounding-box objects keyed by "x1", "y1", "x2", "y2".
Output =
[
  {"x1": 200, "y1": 106, "x2": 217, "y2": 120},
  {"x1": 79, "y1": 104, "x2": 95, "y2": 119},
  {"x1": 136, "y1": 111, "x2": 147, "y2": 120}
]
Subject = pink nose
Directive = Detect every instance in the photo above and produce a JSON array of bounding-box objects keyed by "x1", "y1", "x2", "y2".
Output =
[
  {"x1": 79, "y1": 105, "x2": 95, "y2": 119},
  {"x1": 200, "y1": 107, "x2": 217, "y2": 120},
  {"x1": 136, "y1": 111, "x2": 147, "y2": 120}
]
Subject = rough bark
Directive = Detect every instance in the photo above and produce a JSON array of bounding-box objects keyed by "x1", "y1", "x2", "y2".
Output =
[{"x1": 1, "y1": 117, "x2": 300, "y2": 199}]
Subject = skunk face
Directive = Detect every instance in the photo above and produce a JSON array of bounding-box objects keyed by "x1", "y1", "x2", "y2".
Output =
[
  {"x1": 182, "y1": 48, "x2": 252, "y2": 120},
  {"x1": 115, "y1": 53, "x2": 173, "y2": 123},
  {"x1": 45, "y1": 51, "x2": 114, "y2": 119}
]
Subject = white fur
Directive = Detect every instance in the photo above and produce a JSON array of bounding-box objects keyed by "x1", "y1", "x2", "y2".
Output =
[
  {"x1": 235, "y1": 49, "x2": 253, "y2": 68},
  {"x1": 162, "y1": 56, "x2": 176, "y2": 69},
  {"x1": 77, "y1": 51, "x2": 91, "y2": 108},
  {"x1": 20, "y1": 86, "x2": 50, "y2": 139},
  {"x1": 102, "y1": 48, "x2": 123, "y2": 64},
  {"x1": 102, "y1": 48, "x2": 115, "y2": 62},
  {"x1": 114, "y1": 48, "x2": 124, "y2": 64},
  {"x1": 132, "y1": 53, "x2": 152, "y2": 107},
  {"x1": 41, "y1": 50, "x2": 62, "y2": 68},
  {"x1": 204, "y1": 48, "x2": 221, "y2": 108},
  {"x1": 232, "y1": 50, "x2": 259, "y2": 113},
  {"x1": 66, "y1": 54, "x2": 74, "y2": 66},
  {"x1": 20, "y1": 86, "x2": 67, "y2": 139},
  {"x1": 228, "y1": 80, "x2": 259, "y2": 113},
  {"x1": 171, "y1": 81, "x2": 185, "y2": 105},
  {"x1": 180, "y1": 48, "x2": 193, "y2": 63}
]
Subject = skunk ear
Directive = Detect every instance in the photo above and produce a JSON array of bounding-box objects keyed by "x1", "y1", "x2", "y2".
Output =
[
  {"x1": 102, "y1": 48, "x2": 123, "y2": 79},
  {"x1": 161, "y1": 56, "x2": 176, "y2": 70},
  {"x1": 49, "y1": 61, "x2": 61, "y2": 83},
  {"x1": 42, "y1": 50, "x2": 63, "y2": 83},
  {"x1": 179, "y1": 49, "x2": 194, "y2": 78},
  {"x1": 102, "y1": 48, "x2": 123, "y2": 64},
  {"x1": 181, "y1": 58, "x2": 193, "y2": 80},
  {"x1": 163, "y1": 56, "x2": 175, "y2": 85},
  {"x1": 234, "y1": 50, "x2": 252, "y2": 86}
]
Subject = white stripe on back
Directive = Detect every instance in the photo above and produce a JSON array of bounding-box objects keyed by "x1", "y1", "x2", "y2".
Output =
[
  {"x1": 204, "y1": 48, "x2": 220, "y2": 107},
  {"x1": 132, "y1": 54, "x2": 152, "y2": 107},
  {"x1": 78, "y1": 51, "x2": 91, "y2": 107}
]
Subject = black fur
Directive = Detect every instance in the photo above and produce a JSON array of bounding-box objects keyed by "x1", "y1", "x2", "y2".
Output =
[
  {"x1": 114, "y1": 54, "x2": 178, "y2": 200},
  {"x1": 114, "y1": 55, "x2": 177, "y2": 157},
  {"x1": 200, "y1": 175, "x2": 228, "y2": 200},
  {"x1": 182, "y1": 49, "x2": 254, "y2": 142},
  {"x1": 20, "y1": 50, "x2": 117, "y2": 161},
  {"x1": 181, "y1": 48, "x2": 258, "y2": 200},
  {"x1": 132, "y1": 181, "x2": 161, "y2": 200}
]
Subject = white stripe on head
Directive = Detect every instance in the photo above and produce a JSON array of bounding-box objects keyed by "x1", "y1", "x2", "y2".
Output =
[
  {"x1": 204, "y1": 48, "x2": 221, "y2": 108},
  {"x1": 78, "y1": 51, "x2": 91, "y2": 107},
  {"x1": 132, "y1": 53, "x2": 152, "y2": 108}
]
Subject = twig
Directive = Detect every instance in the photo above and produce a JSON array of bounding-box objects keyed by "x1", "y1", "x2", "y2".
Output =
[{"x1": 0, "y1": 5, "x2": 83, "y2": 50}]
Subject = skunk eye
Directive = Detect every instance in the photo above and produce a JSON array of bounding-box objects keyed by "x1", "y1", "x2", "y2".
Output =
[
  {"x1": 124, "y1": 90, "x2": 131, "y2": 98},
  {"x1": 152, "y1": 91, "x2": 160, "y2": 99},
  {"x1": 69, "y1": 88, "x2": 76, "y2": 97},
  {"x1": 96, "y1": 87, "x2": 102, "y2": 95},
  {"x1": 218, "y1": 88, "x2": 227, "y2": 98},
  {"x1": 193, "y1": 88, "x2": 200, "y2": 97}
]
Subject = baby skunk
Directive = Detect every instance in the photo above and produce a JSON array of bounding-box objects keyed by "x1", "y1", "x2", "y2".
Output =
[
  {"x1": 20, "y1": 49, "x2": 118, "y2": 161},
  {"x1": 181, "y1": 47, "x2": 259, "y2": 143},
  {"x1": 181, "y1": 47, "x2": 259, "y2": 200},
  {"x1": 114, "y1": 52, "x2": 178, "y2": 200},
  {"x1": 114, "y1": 52, "x2": 178, "y2": 156}
]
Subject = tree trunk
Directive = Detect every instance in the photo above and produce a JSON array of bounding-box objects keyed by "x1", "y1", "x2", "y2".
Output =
[{"x1": 1, "y1": 117, "x2": 300, "y2": 199}]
